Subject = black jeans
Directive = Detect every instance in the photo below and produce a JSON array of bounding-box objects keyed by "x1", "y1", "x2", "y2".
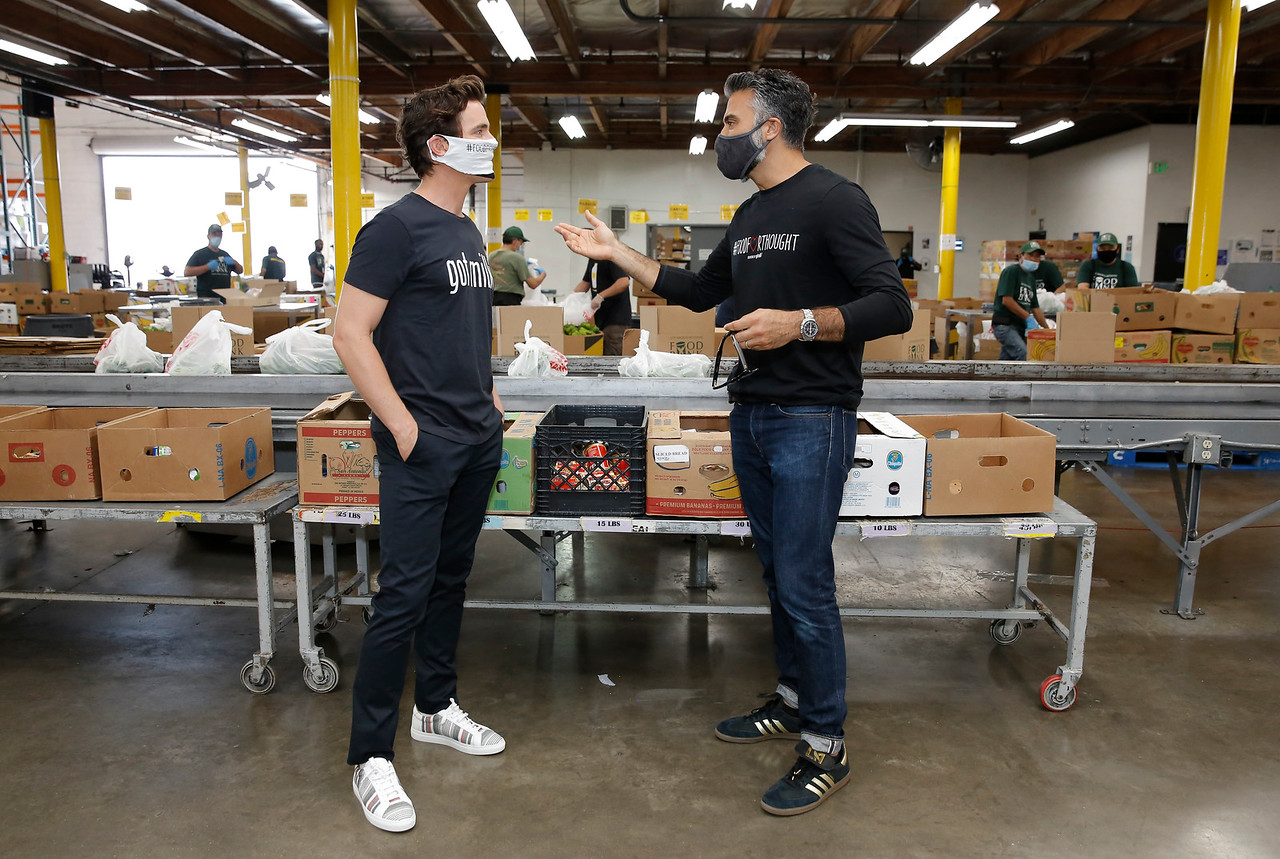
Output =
[{"x1": 347, "y1": 423, "x2": 503, "y2": 766}]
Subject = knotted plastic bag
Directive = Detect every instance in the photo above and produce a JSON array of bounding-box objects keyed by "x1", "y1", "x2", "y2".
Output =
[
  {"x1": 561, "y1": 291, "x2": 595, "y2": 326},
  {"x1": 94, "y1": 313, "x2": 165, "y2": 374},
  {"x1": 618, "y1": 330, "x2": 711, "y2": 378},
  {"x1": 259, "y1": 318, "x2": 344, "y2": 374},
  {"x1": 165, "y1": 310, "x2": 252, "y2": 375},
  {"x1": 507, "y1": 319, "x2": 569, "y2": 377}
]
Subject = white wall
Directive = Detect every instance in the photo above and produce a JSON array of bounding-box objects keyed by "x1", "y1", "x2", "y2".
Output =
[{"x1": 1026, "y1": 126, "x2": 1151, "y2": 274}]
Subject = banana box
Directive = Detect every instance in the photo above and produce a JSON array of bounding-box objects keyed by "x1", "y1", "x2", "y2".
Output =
[
  {"x1": 1114, "y1": 330, "x2": 1171, "y2": 363},
  {"x1": 645, "y1": 410, "x2": 744, "y2": 518},
  {"x1": 1235, "y1": 329, "x2": 1280, "y2": 364},
  {"x1": 487, "y1": 411, "x2": 540, "y2": 514},
  {"x1": 840, "y1": 413, "x2": 926, "y2": 517}
]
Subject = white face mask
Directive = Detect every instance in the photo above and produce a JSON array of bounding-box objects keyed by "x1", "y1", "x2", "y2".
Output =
[{"x1": 430, "y1": 134, "x2": 497, "y2": 178}]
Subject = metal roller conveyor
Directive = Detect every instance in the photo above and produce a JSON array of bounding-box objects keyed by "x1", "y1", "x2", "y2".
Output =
[{"x1": 2, "y1": 358, "x2": 1279, "y2": 617}]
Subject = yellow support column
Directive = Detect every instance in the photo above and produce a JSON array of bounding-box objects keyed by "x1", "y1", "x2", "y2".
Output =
[
  {"x1": 328, "y1": 0, "x2": 363, "y2": 298},
  {"x1": 936, "y1": 98, "x2": 961, "y2": 300},
  {"x1": 485, "y1": 94, "x2": 503, "y2": 254},
  {"x1": 37, "y1": 117, "x2": 68, "y2": 293},
  {"x1": 1183, "y1": 0, "x2": 1243, "y2": 292},
  {"x1": 238, "y1": 144, "x2": 252, "y2": 276}
]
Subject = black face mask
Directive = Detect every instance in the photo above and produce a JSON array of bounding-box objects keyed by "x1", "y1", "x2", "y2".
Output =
[
  {"x1": 1097, "y1": 249, "x2": 1119, "y2": 264},
  {"x1": 715, "y1": 119, "x2": 770, "y2": 181}
]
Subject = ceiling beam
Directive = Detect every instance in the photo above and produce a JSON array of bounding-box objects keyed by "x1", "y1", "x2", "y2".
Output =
[
  {"x1": 160, "y1": 0, "x2": 328, "y2": 74},
  {"x1": 402, "y1": 0, "x2": 495, "y2": 77},
  {"x1": 747, "y1": 0, "x2": 796, "y2": 67},
  {"x1": 1005, "y1": 0, "x2": 1165, "y2": 80},
  {"x1": 5, "y1": 0, "x2": 160, "y2": 78},
  {"x1": 534, "y1": 0, "x2": 583, "y2": 78},
  {"x1": 833, "y1": 0, "x2": 914, "y2": 81},
  {"x1": 1091, "y1": 11, "x2": 1206, "y2": 80}
]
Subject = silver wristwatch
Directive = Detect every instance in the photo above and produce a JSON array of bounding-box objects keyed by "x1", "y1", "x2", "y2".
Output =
[{"x1": 799, "y1": 308, "x2": 819, "y2": 342}]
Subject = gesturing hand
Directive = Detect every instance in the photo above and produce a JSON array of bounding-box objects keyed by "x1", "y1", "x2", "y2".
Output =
[{"x1": 554, "y1": 210, "x2": 618, "y2": 261}]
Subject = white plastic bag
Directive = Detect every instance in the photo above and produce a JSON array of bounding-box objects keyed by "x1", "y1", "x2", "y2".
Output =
[
  {"x1": 561, "y1": 291, "x2": 595, "y2": 326},
  {"x1": 1037, "y1": 288, "x2": 1066, "y2": 314},
  {"x1": 94, "y1": 313, "x2": 165, "y2": 374},
  {"x1": 522, "y1": 284, "x2": 552, "y2": 306},
  {"x1": 1183, "y1": 280, "x2": 1240, "y2": 294},
  {"x1": 165, "y1": 310, "x2": 252, "y2": 375},
  {"x1": 618, "y1": 330, "x2": 712, "y2": 378},
  {"x1": 259, "y1": 318, "x2": 345, "y2": 374},
  {"x1": 507, "y1": 320, "x2": 569, "y2": 378}
]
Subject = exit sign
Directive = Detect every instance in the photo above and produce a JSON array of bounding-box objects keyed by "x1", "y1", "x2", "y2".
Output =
[{"x1": 1152, "y1": 161, "x2": 1169, "y2": 174}]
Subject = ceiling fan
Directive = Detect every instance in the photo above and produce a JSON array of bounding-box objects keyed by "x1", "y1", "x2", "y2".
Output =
[{"x1": 248, "y1": 166, "x2": 275, "y2": 190}]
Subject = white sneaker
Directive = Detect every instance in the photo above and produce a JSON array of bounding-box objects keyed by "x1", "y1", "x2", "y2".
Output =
[
  {"x1": 352, "y1": 757, "x2": 416, "y2": 832},
  {"x1": 411, "y1": 698, "x2": 506, "y2": 755}
]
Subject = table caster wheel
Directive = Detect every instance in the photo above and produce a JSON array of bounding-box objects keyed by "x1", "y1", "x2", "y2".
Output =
[
  {"x1": 362, "y1": 606, "x2": 375, "y2": 624},
  {"x1": 989, "y1": 619, "x2": 1021, "y2": 646},
  {"x1": 303, "y1": 657, "x2": 340, "y2": 693},
  {"x1": 241, "y1": 661, "x2": 276, "y2": 694},
  {"x1": 315, "y1": 604, "x2": 338, "y2": 633},
  {"x1": 1040, "y1": 674, "x2": 1077, "y2": 711}
]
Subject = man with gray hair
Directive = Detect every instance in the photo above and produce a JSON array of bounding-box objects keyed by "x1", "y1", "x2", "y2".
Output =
[{"x1": 557, "y1": 68, "x2": 911, "y2": 816}]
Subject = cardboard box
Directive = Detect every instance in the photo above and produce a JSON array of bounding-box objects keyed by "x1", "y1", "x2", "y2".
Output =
[
  {"x1": 1171, "y1": 333, "x2": 1235, "y2": 364},
  {"x1": 862, "y1": 309, "x2": 930, "y2": 362},
  {"x1": 898, "y1": 413, "x2": 1057, "y2": 516},
  {"x1": 170, "y1": 305, "x2": 255, "y2": 356},
  {"x1": 1174, "y1": 292, "x2": 1240, "y2": 334},
  {"x1": 562, "y1": 333, "x2": 605, "y2": 355},
  {"x1": 297, "y1": 392, "x2": 378, "y2": 506},
  {"x1": 973, "y1": 337, "x2": 1002, "y2": 360},
  {"x1": 1237, "y1": 294, "x2": 1280, "y2": 329},
  {"x1": 0, "y1": 407, "x2": 156, "y2": 501},
  {"x1": 1235, "y1": 329, "x2": 1280, "y2": 364},
  {"x1": 0, "y1": 302, "x2": 16, "y2": 325},
  {"x1": 45, "y1": 291, "x2": 101, "y2": 314},
  {"x1": 1026, "y1": 329, "x2": 1057, "y2": 362},
  {"x1": 839, "y1": 412, "x2": 926, "y2": 517},
  {"x1": 901, "y1": 278, "x2": 917, "y2": 298},
  {"x1": 635, "y1": 297, "x2": 667, "y2": 307},
  {"x1": 947, "y1": 297, "x2": 983, "y2": 310},
  {"x1": 487, "y1": 412, "x2": 540, "y2": 514},
  {"x1": 1114, "y1": 330, "x2": 1171, "y2": 363},
  {"x1": 98, "y1": 407, "x2": 274, "y2": 501},
  {"x1": 0, "y1": 282, "x2": 43, "y2": 305},
  {"x1": 632, "y1": 281, "x2": 661, "y2": 299},
  {"x1": 1089, "y1": 287, "x2": 1178, "y2": 331},
  {"x1": 214, "y1": 281, "x2": 286, "y2": 307},
  {"x1": 645, "y1": 410, "x2": 744, "y2": 518},
  {"x1": 1057, "y1": 312, "x2": 1117, "y2": 363},
  {"x1": 0, "y1": 323, "x2": 20, "y2": 335},
  {"x1": 629, "y1": 305, "x2": 716, "y2": 357},
  {"x1": 494, "y1": 306, "x2": 564, "y2": 357},
  {"x1": 0, "y1": 405, "x2": 45, "y2": 420}
]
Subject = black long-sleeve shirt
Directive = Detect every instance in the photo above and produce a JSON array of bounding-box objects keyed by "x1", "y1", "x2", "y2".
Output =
[{"x1": 654, "y1": 163, "x2": 912, "y2": 409}]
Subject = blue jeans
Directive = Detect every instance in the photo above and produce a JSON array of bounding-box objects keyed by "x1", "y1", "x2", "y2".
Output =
[
  {"x1": 347, "y1": 423, "x2": 503, "y2": 766},
  {"x1": 992, "y1": 323, "x2": 1027, "y2": 361},
  {"x1": 729, "y1": 404, "x2": 857, "y2": 751}
]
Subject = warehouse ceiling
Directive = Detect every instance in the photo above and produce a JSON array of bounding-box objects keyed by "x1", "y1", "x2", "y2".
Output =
[{"x1": 3, "y1": 0, "x2": 1280, "y2": 179}]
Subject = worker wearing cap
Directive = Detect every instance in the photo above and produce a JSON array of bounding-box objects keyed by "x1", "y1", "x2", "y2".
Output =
[
  {"x1": 1076, "y1": 232, "x2": 1139, "y2": 290},
  {"x1": 184, "y1": 224, "x2": 243, "y2": 302},
  {"x1": 990, "y1": 241, "x2": 1050, "y2": 361},
  {"x1": 259, "y1": 246, "x2": 287, "y2": 281},
  {"x1": 487, "y1": 226, "x2": 546, "y2": 306}
]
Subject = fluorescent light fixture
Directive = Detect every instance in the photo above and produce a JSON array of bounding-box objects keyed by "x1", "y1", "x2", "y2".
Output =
[
  {"x1": 723, "y1": 0, "x2": 757, "y2": 8},
  {"x1": 231, "y1": 117, "x2": 298, "y2": 143},
  {"x1": 814, "y1": 112, "x2": 1019, "y2": 141},
  {"x1": 477, "y1": 0, "x2": 536, "y2": 62},
  {"x1": 316, "y1": 93, "x2": 380, "y2": 125},
  {"x1": 558, "y1": 115, "x2": 586, "y2": 139},
  {"x1": 0, "y1": 38, "x2": 69, "y2": 66},
  {"x1": 1009, "y1": 119, "x2": 1075, "y2": 145},
  {"x1": 174, "y1": 135, "x2": 229, "y2": 154},
  {"x1": 689, "y1": 135, "x2": 707, "y2": 155},
  {"x1": 909, "y1": 1, "x2": 1001, "y2": 67},
  {"x1": 1244, "y1": 0, "x2": 1276, "y2": 9},
  {"x1": 695, "y1": 90, "x2": 720, "y2": 123},
  {"x1": 98, "y1": 0, "x2": 148, "y2": 11}
]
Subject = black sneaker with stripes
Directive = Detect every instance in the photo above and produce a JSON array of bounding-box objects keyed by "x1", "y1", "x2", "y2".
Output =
[
  {"x1": 714, "y1": 693, "x2": 801, "y2": 743},
  {"x1": 760, "y1": 740, "x2": 851, "y2": 816}
]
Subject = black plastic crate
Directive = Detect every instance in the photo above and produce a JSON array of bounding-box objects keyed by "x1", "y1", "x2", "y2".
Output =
[{"x1": 535, "y1": 404, "x2": 647, "y2": 516}]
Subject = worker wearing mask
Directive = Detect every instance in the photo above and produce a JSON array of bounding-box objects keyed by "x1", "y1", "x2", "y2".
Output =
[
  {"x1": 991, "y1": 241, "x2": 1049, "y2": 361},
  {"x1": 1076, "y1": 232, "x2": 1139, "y2": 289}
]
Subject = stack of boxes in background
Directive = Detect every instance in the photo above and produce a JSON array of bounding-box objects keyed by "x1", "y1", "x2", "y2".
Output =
[
  {"x1": 1233, "y1": 293, "x2": 1280, "y2": 364},
  {"x1": 978, "y1": 238, "x2": 1093, "y2": 303},
  {"x1": 0, "y1": 284, "x2": 132, "y2": 336}
]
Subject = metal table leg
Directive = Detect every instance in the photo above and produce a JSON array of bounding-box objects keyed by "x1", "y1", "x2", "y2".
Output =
[
  {"x1": 240, "y1": 521, "x2": 277, "y2": 694},
  {"x1": 690, "y1": 535, "x2": 709, "y2": 589},
  {"x1": 1046, "y1": 532, "x2": 1096, "y2": 711}
]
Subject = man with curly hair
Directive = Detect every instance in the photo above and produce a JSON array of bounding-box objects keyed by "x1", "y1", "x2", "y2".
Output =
[{"x1": 333, "y1": 75, "x2": 506, "y2": 833}]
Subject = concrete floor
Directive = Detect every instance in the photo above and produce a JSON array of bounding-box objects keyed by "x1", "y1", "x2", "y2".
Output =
[{"x1": 1, "y1": 466, "x2": 1278, "y2": 858}]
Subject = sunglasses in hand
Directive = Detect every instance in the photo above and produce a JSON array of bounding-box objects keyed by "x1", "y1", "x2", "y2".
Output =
[{"x1": 711, "y1": 331, "x2": 758, "y2": 390}]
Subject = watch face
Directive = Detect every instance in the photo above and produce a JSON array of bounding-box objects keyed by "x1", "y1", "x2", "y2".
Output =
[{"x1": 801, "y1": 319, "x2": 819, "y2": 339}]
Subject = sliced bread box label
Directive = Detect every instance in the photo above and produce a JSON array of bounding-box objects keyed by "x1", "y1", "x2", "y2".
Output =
[{"x1": 645, "y1": 410, "x2": 744, "y2": 518}]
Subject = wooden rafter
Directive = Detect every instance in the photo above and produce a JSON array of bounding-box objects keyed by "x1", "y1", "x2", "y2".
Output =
[
  {"x1": 748, "y1": 0, "x2": 796, "y2": 67},
  {"x1": 1005, "y1": 0, "x2": 1166, "y2": 80}
]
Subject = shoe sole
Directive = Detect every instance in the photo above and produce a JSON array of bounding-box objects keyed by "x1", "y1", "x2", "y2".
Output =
[
  {"x1": 411, "y1": 728, "x2": 506, "y2": 755},
  {"x1": 353, "y1": 781, "x2": 416, "y2": 832},
  {"x1": 714, "y1": 727, "x2": 801, "y2": 744},
  {"x1": 760, "y1": 772, "x2": 851, "y2": 817}
]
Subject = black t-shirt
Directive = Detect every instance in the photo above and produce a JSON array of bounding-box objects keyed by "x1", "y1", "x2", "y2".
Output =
[
  {"x1": 261, "y1": 255, "x2": 286, "y2": 280},
  {"x1": 343, "y1": 192, "x2": 500, "y2": 445},
  {"x1": 308, "y1": 250, "x2": 325, "y2": 284},
  {"x1": 654, "y1": 164, "x2": 912, "y2": 409},
  {"x1": 186, "y1": 245, "x2": 235, "y2": 299},
  {"x1": 581, "y1": 259, "x2": 631, "y2": 328}
]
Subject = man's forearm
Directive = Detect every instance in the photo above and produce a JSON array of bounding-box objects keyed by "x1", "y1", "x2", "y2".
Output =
[{"x1": 607, "y1": 243, "x2": 663, "y2": 291}]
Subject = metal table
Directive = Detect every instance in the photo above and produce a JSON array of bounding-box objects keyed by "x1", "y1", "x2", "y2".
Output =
[
  {"x1": 0, "y1": 473, "x2": 299, "y2": 693},
  {"x1": 290, "y1": 498, "x2": 1096, "y2": 711}
]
